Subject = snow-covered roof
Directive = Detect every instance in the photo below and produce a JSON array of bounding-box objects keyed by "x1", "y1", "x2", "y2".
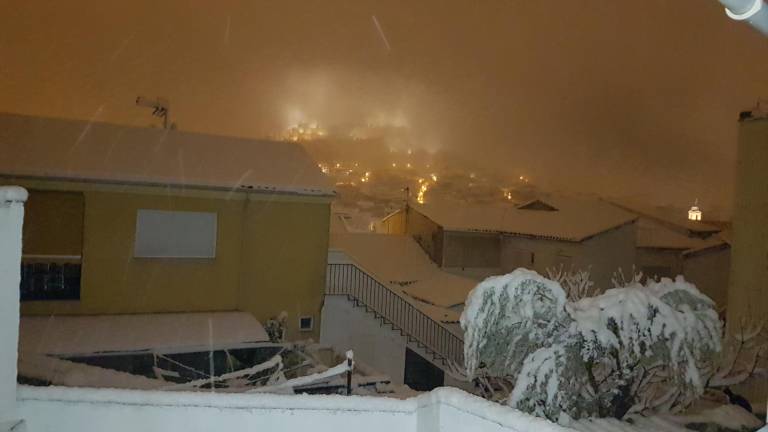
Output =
[
  {"x1": 329, "y1": 233, "x2": 476, "y2": 308},
  {"x1": 636, "y1": 217, "x2": 725, "y2": 250},
  {"x1": 682, "y1": 238, "x2": 730, "y2": 258},
  {"x1": 19, "y1": 311, "x2": 270, "y2": 356},
  {"x1": 410, "y1": 300, "x2": 462, "y2": 326},
  {"x1": 413, "y1": 195, "x2": 637, "y2": 242},
  {"x1": 404, "y1": 272, "x2": 476, "y2": 309},
  {"x1": 330, "y1": 207, "x2": 377, "y2": 234},
  {"x1": 330, "y1": 233, "x2": 439, "y2": 283},
  {"x1": 0, "y1": 112, "x2": 333, "y2": 196},
  {"x1": 610, "y1": 199, "x2": 721, "y2": 235}
]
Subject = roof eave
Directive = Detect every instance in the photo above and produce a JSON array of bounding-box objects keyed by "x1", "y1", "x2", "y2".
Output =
[
  {"x1": 0, "y1": 173, "x2": 336, "y2": 198},
  {"x1": 444, "y1": 217, "x2": 638, "y2": 243}
]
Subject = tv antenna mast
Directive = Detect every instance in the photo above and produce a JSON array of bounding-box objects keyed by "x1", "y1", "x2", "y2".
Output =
[{"x1": 136, "y1": 96, "x2": 170, "y2": 129}]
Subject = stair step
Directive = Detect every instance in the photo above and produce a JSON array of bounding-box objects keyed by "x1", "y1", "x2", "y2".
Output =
[{"x1": 334, "y1": 273, "x2": 460, "y2": 368}]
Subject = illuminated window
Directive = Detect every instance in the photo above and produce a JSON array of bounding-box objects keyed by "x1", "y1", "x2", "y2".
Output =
[{"x1": 688, "y1": 206, "x2": 702, "y2": 221}]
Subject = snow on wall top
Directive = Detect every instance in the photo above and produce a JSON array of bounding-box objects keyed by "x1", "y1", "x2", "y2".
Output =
[
  {"x1": 0, "y1": 186, "x2": 27, "y2": 203},
  {"x1": 17, "y1": 385, "x2": 572, "y2": 432},
  {"x1": 19, "y1": 311, "x2": 270, "y2": 356},
  {"x1": 566, "y1": 404, "x2": 764, "y2": 432},
  {"x1": 0, "y1": 112, "x2": 333, "y2": 196},
  {"x1": 414, "y1": 195, "x2": 637, "y2": 242}
]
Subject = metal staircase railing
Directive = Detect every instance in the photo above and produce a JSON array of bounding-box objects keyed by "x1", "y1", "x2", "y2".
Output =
[{"x1": 326, "y1": 263, "x2": 464, "y2": 368}]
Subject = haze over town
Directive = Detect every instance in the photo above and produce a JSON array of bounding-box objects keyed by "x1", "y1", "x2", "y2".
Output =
[
  {"x1": 1, "y1": 2, "x2": 767, "y2": 432},
  {"x1": 4, "y1": 1, "x2": 768, "y2": 217}
]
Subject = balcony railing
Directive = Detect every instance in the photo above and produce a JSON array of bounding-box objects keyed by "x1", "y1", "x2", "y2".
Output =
[
  {"x1": 20, "y1": 255, "x2": 81, "y2": 301},
  {"x1": 326, "y1": 263, "x2": 464, "y2": 367}
]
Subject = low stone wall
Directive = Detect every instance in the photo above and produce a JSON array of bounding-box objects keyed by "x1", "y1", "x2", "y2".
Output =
[{"x1": 17, "y1": 385, "x2": 570, "y2": 432}]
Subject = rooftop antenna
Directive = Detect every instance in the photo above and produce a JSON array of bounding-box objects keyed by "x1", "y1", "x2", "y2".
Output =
[{"x1": 136, "y1": 96, "x2": 170, "y2": 129}]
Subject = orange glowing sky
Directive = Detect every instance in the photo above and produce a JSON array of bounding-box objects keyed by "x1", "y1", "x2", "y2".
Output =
[{"x1": 2, "y1": 1, "x2": 767, "y2": 216}]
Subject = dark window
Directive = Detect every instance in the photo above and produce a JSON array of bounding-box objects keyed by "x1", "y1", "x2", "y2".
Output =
[
  {"x1": 20, "y1": 262, "x2": 81, "y2": 301},
  {"x1": 299, "y1": 316, "x2": 313, "y2": 331},
  {"x1": 404, "y1": 348, "x2": 444, "y2": 391}
]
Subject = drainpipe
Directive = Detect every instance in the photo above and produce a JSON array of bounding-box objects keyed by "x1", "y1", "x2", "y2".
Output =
[
  {"x1": 0, "y1": 187, "x2": 27, "y2": 431},
  {"x1": 718, "y1": 0, "x2": 768, "y2": 35}
]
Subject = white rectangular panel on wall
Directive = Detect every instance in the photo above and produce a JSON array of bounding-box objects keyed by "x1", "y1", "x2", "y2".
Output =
[{"x1": 134, "y1": 210, "x2": 217, "y2": 258}]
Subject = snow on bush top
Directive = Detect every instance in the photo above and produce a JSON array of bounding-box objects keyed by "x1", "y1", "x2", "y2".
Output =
[
  {"x1": 461, "y1": 269, "x2": 568, "y2": 378},
  {"x1": 461, "y1": 270, "x2": 722, "y2": 421}
]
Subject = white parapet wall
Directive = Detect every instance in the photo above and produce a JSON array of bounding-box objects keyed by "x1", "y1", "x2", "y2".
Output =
[
  {"x1": 0, "y1": 186, "x2": 27, "y2": 427},
  {"x1": 17, "y1": 385, "x2": 571, "y2": 432}
]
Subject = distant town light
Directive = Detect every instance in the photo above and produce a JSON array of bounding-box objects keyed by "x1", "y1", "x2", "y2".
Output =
[
  {"x1": 417, "y1": 182, "x2": 430, "y2": 204},
  {"x1": 430, "y1": 173, "x2": 438, "y2": 182},
  {"x1": 284, "y1": 121, "x2": 326, "y2": 142}
]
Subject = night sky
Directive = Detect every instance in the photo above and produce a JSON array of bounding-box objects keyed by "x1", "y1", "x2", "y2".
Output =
[{"x1": 2, "y1": 1, "x2": 767, "y2": 216}]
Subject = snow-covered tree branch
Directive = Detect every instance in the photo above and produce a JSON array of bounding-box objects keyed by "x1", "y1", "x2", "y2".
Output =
[
  {"x1": 546, "y1": 265, "x2": 595, "y2": 301},
  {"x1": 460, "y1": 269, "x2": 722, "y2": 422},
  {"x1": 706, "y1": 318, "x2": 767, "y2": 389}
]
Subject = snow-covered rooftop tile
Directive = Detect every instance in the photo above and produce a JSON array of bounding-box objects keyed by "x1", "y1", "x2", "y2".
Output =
[
  {"x1": 413, "y1": 195, "x2": 637, "y2": 242},
  {"x1": 0, "y1": 112, "x2": 333, "y2": 196}
]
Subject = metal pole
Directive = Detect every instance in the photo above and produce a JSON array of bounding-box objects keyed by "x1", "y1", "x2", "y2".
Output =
[{"x1": 346, "y1": 351, "x2": 354, "y2": 396}]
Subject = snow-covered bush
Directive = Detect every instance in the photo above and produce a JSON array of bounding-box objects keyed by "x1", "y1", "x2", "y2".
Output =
[{"x1": 460, "y1": 269, "x2": 722, "y2": 421}]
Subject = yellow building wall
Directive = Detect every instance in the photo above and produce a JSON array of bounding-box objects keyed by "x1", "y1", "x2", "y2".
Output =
[
  {"x1": 728, "y1": 116, "x2": 768, "y2": 406},
  {"x1": 238, "y1": 198, "x2": 330, "y2": 341},
  {"x1": 4, "y1": 178, "x2": 330, "y2": 341},
  {"x1": 22, "y1": 190, "x2": 84, "y2": 256},
  {"x1": 729, "y1": 117, "x2": 768, "y2": 323},
  {"x1": 377, "y1": 210, "x2": 406, "y2": 235}
]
